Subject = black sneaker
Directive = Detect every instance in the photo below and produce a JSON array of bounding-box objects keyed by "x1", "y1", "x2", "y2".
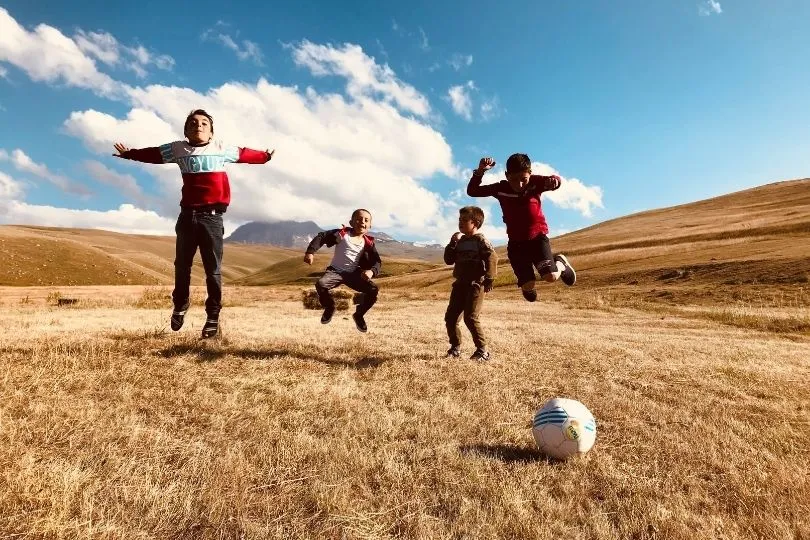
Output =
[
  {"x1": 321, "y1": 306, "x2": 335, "y2": 324},
  {"x1": 447, "y1": 345, "x2": 461, "y2": 358},
  {"x1": 170, "y1": 302, "x2": 190, "y2": 331},
  {"x1": 352, "y1": 312, "x2": 368, "y2": 333},
  {"x1": 555, "y1": 254, "x2": 576, "y2": 286},
  {"x1": 470, "y1": 348, "x2": 491, "y2": 361},
  {"x1": 522, "y1": 288, "x2": 537, "y2": 302},
  {"x1": 201, "y1": 316, "x2": 219, "y2": 339}
]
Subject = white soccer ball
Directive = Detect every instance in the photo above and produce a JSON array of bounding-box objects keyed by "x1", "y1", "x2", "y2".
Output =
[{"x1": 532, "y1": 397, "x2": 597, "y2": 460}]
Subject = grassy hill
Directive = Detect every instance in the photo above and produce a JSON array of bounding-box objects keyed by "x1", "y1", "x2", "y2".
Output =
[
  {"x1": 381, "y1": 178, "x2": 810, "y2": 306},
  {"x1": 0, "y1": 226, "x2": 297, "y2": 286},
  {"x1": 234, "y1": 253, "x2": 439, "y2": 286}
]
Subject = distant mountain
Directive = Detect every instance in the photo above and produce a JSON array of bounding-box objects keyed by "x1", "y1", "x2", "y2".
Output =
[
  {"x1": 226, "y1": 221, "x2": 444, "y2": 261},
  {"x1": 226, "y1": 220, "x2": 322, "y2": 249}
]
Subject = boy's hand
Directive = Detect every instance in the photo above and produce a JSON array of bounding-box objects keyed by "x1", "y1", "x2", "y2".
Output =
[
  {"x1": 362, "y1": 270, "x2": 374, "y2": 281},
  {"x1": 450, "y1": 232, "x2": 464, "y2": 243},
  {"x1": 483, "y1": 278, "x2": 494, "y2": 293},
  {"x1": 113, "y1": 143, "x2": 129, "y2": 156},
  {"x1": 303, "y1": 253, "x2": 314, "y2": 265},
  {"x1": 477, "y1": 157, "x2": 496, "y2": 172}
]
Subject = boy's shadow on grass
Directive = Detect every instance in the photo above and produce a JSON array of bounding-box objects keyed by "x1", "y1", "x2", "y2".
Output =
[
  {"x1": 157, "y1": 343, "x2": 385, "y2": 370},
  {"x1": 460, "y1": 443, "x2": 551, "y2": 464}
]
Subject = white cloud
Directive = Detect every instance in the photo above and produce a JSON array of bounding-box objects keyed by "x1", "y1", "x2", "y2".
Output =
[
  {"x1": 417, "y1": 27, "x2": 430, "y2": 51},
  {"x1": 531, "y1": 162, "x2": 604, "y2": 217},
  {"x1": 0, "y1": 148, "x2": 92, "y2": 196},
  {"x1": 448, "y1": 53, "x2": 473, "y2": 71},
  {"x1": 0, "y1": 170, "x2": 24, "y2": 199},
  {"x1": 0, "y1": 201, "x2": 177, "y2": 235},
  {"x1": 82, "y1": 160, "x2": 156, "y2": 208},
  {"x1": 480, "y1": 96, "x2": 502, "y2": 121},
  {"x1": 202, "y1": 28, "x2": 263, "y2": 65},
  {"x1": 0, "y1": 8, "x2": 127, "y2": 98},
  {"x1": 290, "y1": 40, "x2": 431, "y2": 118},
  {"x1": 446, "y1": 81, "x2": 475, "y2": 121},
  {"x1": 0, "y1": 64, "x2": 9, "y2": 79},
  {"x1": 699, "y1": 0, "x2": 722, "y2": 16},
  {"x1": 74, "y1": 30, "x2": 175, "y2": 79}
]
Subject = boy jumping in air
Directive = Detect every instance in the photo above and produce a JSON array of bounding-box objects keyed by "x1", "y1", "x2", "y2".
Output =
[
  {"x1": 467, "y1": 154, "x2": 575, "y2": 302},
  {"x1": 304, "y1": 209, "x2": 381, "y2": 333},
  {"x1": 444, "y1": 206, "x2": 498, "y2": 361},
  {"x1": 114, "y1": 109, "x2": 274, "y2": 338}
]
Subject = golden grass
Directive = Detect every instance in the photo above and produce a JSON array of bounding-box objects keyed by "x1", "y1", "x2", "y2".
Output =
[{"x1": 0, "y1": 287, "x2": 808, "y2": 539}]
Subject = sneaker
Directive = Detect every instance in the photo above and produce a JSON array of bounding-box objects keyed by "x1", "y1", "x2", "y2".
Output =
[
  {"x1": 321, "y1": 306, "x2": 335, "y2": 324},
  {"x1": 521, "y1": 288, "x2": 537, "y2": 302},
  {"x1": 352, "y1": 312, "x2": 368, "y2": 333},
  {"x1": 201, "y1": 316, "x2": 219, "y2": 339},
  {"x1": 470, "y1": 348, "x2": 491, "y2": 361},
  {"x1": 447, "y1": 345, "x2": 461, "y2": 358},
  {"x1": 555, "y1": 254, "x2": 576, "y2": 286},
  {"x1": 170, "y1": 303, "x2": 190, "y2": 331}
]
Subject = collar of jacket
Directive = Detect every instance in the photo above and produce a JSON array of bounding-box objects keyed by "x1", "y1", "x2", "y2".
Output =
[{"x1": 339, "y1": 227, "x2": 375, "y2": 247}]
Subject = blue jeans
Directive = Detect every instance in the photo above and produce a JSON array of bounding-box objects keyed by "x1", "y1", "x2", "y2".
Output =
[{"x1": 173, "y1": 209, "x2": 224, "y2": 316}]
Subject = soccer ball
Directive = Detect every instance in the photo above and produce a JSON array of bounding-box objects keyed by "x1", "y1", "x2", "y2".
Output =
[{"x1": 532, "y1": 397, "x2": 597, "y2": 460}]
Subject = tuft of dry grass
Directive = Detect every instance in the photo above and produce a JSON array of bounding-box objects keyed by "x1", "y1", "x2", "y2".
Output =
[
  {"x1": 0, "y1": 287, "x2": 808, "y2": 539},
  {"x1": 301, "y1": 288, "x2": 357, "y2": 311}
]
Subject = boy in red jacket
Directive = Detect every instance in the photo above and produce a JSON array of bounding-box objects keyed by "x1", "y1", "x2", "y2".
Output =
[
  {"x1": 114, "y1": 109, "x2": 274, "y2": 337},
  {"x1": 467, "y1": 153, "x2": 575, "y2": 301}
]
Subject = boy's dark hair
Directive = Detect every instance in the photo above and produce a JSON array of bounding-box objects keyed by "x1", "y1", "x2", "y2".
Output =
[
  {"x1": 459, "y1": 206, "x2": 485, "y2": 228},
  {"x1": 352, "y1": 208, "x2": 372, "y2": 220},
  {"x1": 184, "y1": 109, "x2": 214, "y2": 135},
  {"x1": 506, "y1": 153, "x2": 531, "y2": 173}
]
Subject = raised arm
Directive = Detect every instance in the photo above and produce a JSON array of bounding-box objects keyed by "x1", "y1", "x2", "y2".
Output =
[
  {"x1": 112, "y1": 143, "x2": 165, "y2": 164},
  {"x1": 466, "y1": 156, "x2": 500, "y2": 197}
]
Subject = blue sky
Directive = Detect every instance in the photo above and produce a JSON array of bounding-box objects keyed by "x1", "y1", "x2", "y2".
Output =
[{"x1": 1, "y1": 0, "x2": 809, "y2": 243}]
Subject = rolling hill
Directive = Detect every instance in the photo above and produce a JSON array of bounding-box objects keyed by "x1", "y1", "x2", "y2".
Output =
[
  {"x1": 0, "y1": 226, "x2": 297, "y2": 286},
  {"x1": 379, "y1": 178, "x2": 810, "y2": 306}
]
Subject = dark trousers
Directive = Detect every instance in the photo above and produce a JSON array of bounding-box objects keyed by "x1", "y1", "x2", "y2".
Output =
[
  {"x1": 506, "y1": 234, "x2": 555, "y2": 286},
  {"x1": 173, "y1": 210, "x2": 224, "y2": 316},
  {"x1": 315, "y1": 267, "x2": 379, "y2": 316},
  {"x1": 445, "y1": 281, "x2": 487, "y2": 349}
]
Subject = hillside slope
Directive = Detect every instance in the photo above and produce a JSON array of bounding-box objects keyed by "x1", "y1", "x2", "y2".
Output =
[{"x1": 0, "y1": 226, "x2": 297, "y2": 286}]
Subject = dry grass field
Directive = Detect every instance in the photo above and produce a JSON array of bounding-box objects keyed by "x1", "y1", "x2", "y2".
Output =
[
  {"x1": 1, "y1": 179, "x2": 809, "y2": 538},
  {"x1": 0, "y1": 286, "x2": 808, "y2": 539}
]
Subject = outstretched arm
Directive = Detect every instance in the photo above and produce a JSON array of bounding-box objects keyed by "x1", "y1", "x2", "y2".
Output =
[
  {"x1": 533, "y1": 174, "x2": 562, "y2": 193},
  {"x1": 466, "y1": 156, "x2": 500, "y2": 197},
  {"x1": 236, "y1": 148, "x2": 275, "y2": 164},
  {"x1": 112, "y1": 143, "x2": 165, "y2": 164}
]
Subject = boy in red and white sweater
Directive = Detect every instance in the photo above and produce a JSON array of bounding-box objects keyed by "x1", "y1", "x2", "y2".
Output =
[
  {"x1": 114, "y1": 109, "x2": 274, "y2": 338},
  {"x1": 467, "y1": 153, "x2": 575, "y2": 302}
]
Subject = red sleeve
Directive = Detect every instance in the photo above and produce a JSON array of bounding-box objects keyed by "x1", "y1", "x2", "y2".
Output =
[
  {"x1": 466, "y1": 172, "x2": 502, "y2": 197},
  {"x1": 119, "y1": 147, "x2": 164, "y2": 164},
  {"x1": 237, "y1": 148, "x2": 271, "y2": 164},
  {"x1": 532, "y1": 174, "x2": 561, "y2": 193}
]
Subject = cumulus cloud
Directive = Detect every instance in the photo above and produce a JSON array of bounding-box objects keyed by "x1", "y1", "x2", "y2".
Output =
[
  {"x1": 446, "y1": 81, "x2": 475, "y2": 121},
  {"x1": 0, "y1": 170, "x2": 23, "y2": 199},
  {"x1": 0, "y1": 8, "x2": 127, "y2": 98},
  {"x1": 290, "y1": 40, "x2": 431, "y2": 118},
  {"x1": 202, "y1": 24, "x2": 263, "y2": 65},
  {"x1": 0, "y1": 148, "x2": 92, "y2": 196},
  {"x1": 699, "y1": 0, "x2": 722, "y2": 16},
  {"x1": 82, "y1": 159, "x2": 157, "y2": 208}
]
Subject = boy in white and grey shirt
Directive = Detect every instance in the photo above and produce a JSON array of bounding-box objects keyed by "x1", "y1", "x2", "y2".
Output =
[{"x1": 303, "y1": 209, "x2": 382, "y2": 333}]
